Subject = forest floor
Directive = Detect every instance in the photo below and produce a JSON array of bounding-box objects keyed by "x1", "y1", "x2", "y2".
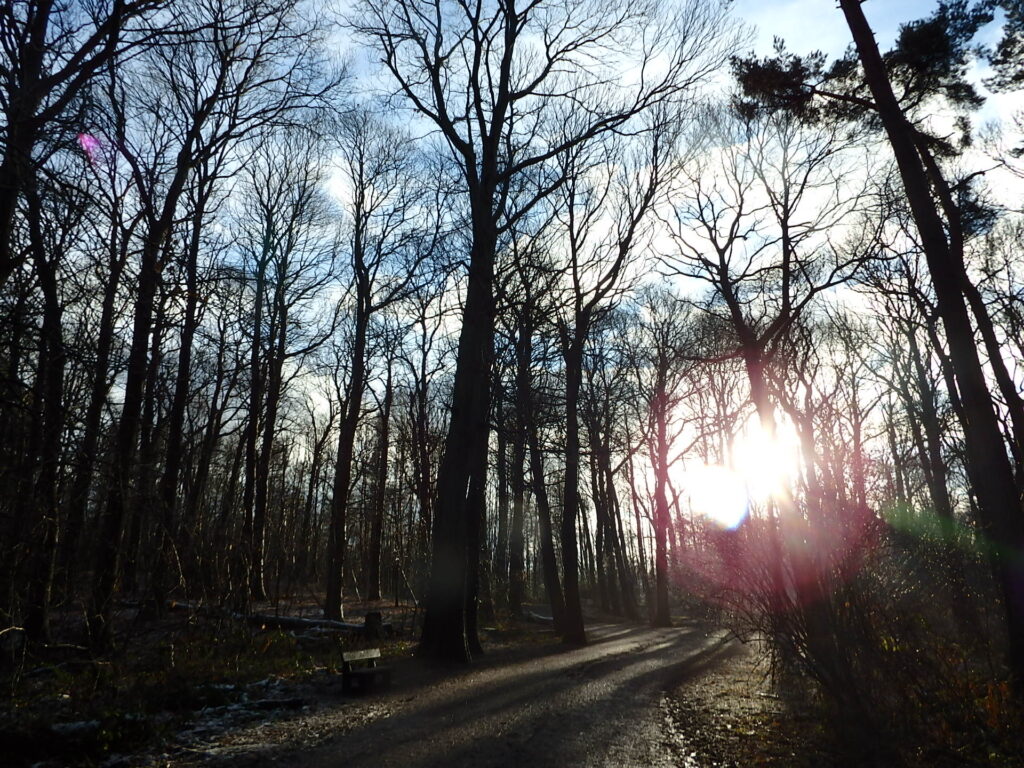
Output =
[
  {"x1": 135, "y1": 618, "x2": 747, "y2": 768},
  {"x1": 2, "y1": 601, "x2": 843, "y2": 767}
]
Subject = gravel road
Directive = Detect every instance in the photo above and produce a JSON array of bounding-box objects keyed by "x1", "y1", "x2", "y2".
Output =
[{"x1": 284, "y1": 621, "x2": 738, "y2": 768}]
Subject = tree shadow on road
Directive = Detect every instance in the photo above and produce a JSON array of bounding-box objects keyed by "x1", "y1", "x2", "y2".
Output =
[{"x1": 294, "y1": 621, "x2": 741, "y2": 768}]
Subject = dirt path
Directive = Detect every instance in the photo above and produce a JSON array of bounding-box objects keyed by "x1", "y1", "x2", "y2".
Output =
[{"x1": 159, "y1": 620, "x2": 741, "y2": 768}]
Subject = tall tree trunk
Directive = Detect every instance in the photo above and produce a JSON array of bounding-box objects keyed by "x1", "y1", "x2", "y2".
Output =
[
  {"x1": 884, "y1": 406, "x2": 908, "y2": 508},
  {"x1": 325, "y1": 306, "x2": 368, "y2": 620},
  {"x1": 527, "y1": 418, "x2": 566, "y2": 630},
  {"x1": 590, "y1": 446, "x2": 611, "y2": 613},
  {"x1": 900, "y1": 327, "x2": 977, "y2": 630},
  {"x1": 652, "y1": 375, "x2": 672, "y2": 627},
  {"x1": 154, "y1": 196, "x2": 206, "y2": 609},
  {"x1": 508, "y1": 322, "x2": 531, "y2": 616},
  {"x1": 840, "y1": 0, "x2": 1024, "y2": 693},
  {"x1": 250, "y1": 347, "x2": 277, "y2": 598},
  {"x1": 508, "y1": 430, "x2": 527, "y2": 616},
  {"x1": 560, "y1": 331, "x2": 587, "y2": 645},
  {"x1": 124, "y1": 293, "x2": 166, "y2": 597},
  {"x1": 182, "y1": 337, "x2": 237, "y2": 577},
  {"x1": 367, "y1": 361, "x2": 394, "y2": 601},
  {"x1": 213, "y1": 435, "x2": 246, "y2": 598},
  {"x1": 0, "y1": 291, "x2": 29, "y2": 586},
  {"x1": 625, "y1": 456, "x2": 653, "y2": 616},
  {"x1": 466, "y1": 427, "x2": 490, "y2": 656},
  {"x1": 0, "y1": 0, "x2": 51, "y2": 289},
  {"x1": 251, "y1": 289, "x2": 288, "y2": 601},
  {"x1": 61, "y1": 217, "x2": 127, "y2": 591},
  {"x1": 607, "y1": 458, "x2": 640, "y2": 621},
  {"x1": 298, "y1": 414, "x2": 331, "y2": 582},
  {"x1": 418, "y1": 210, "x2": 496, "y2": 661},
  {"x1": 494, "y1": 396, "x2": 510, "y2": 608},
  {"x1": 241, "y1": 253, "x2": 268, "y2": 611},
  {"x1": 88, "y1": 234, "x2": 161, "y2": 649},
  {"x1": 23, "y1": 186, "x2": 63, "y2": 641},
  {"x1": 409, "y1": 361, "x2": 434, "y2": 597}
]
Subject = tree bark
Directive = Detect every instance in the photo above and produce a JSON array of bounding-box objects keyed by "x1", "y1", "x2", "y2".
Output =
[
  {"x1": 23, "y1": 186, "x2": 63, "y2": 642},
  {"x1": 418, "y1": 212, "x2": 495, "y2": 661},
  {"x1": 560, "y1": 331, "x2": 588, "y2": 645},
  {"x1": 366, "y1": 360, "x2": 394, "y2": 601},
  {"x1": 841, "y1": 0, "x2": 1024, "y2": 693},
  {"x1": 651, "y1": 372, "x2": 672, "y2": 627}
]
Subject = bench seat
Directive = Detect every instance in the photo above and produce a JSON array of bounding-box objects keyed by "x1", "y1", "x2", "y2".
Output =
[{"x1": 341, "y1": 648, "x2": 391, "y2": 694}]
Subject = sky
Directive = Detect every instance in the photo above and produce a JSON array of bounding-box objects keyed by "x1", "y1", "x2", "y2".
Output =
[
  {"x1": 731, "y1": 0, "x2": 950, "y2": 59},
  {"x1": 730, "y1": 0, "x2": 1024, "y2": 159}
]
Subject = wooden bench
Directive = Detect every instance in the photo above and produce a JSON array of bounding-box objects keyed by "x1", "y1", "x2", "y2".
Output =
[{"x1": 341, "y1": 648, "x2": 391, "y2": 694}]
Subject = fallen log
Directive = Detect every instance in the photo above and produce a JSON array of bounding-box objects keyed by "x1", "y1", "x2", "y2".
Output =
[
  {"x1": 165, "y1": 601, "x2": 391, "y2": 635},
  {"x1": 525, "y1": 611, "x2": 554, "y2": 625},
  {"x1": 245, "y1": 614, "x2": 366, "y2": 632}
]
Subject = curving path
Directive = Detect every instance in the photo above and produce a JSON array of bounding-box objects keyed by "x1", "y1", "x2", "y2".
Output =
[{"x1": 288, "y1": 621, "x2": 738, "y2": 768}]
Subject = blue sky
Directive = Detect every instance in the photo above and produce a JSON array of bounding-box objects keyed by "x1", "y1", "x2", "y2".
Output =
[
  {"x1": 732, "y1": 0, "x2": 956, "y2": 58},
  {"x1": 730, "y1": 0, "x2": 1021, "y2": 127}
]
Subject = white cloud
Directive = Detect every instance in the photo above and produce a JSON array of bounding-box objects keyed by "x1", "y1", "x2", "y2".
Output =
[{"x1": 732, "y1": 0, "x2": 941, "y2": 58}]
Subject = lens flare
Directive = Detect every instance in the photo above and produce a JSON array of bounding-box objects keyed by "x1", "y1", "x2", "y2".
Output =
[
  {"x1": 77, "y1": 132, "x2": 102, "y2": 166},
  {"x1": 731, "y1": 420, "x2": 801, "y2": 503},
  {"x1": 675, "y1": 416, "x2": 880, "y2": 611},
  {"x1": 683, "y1": 463, "x2": 749, "y2": 529},
  {"x1": 679, "y1": 417, "x2": 801, "y2": 529}
]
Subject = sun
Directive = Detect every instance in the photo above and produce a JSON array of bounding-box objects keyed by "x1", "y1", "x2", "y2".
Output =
[
  {"x1": 683, "y1": 463, "x2": 749, "y2": 529},
  {"x1": 680, "y1": 416, "x2": 802, "y2": 529},
  {"x1": 731, "y1": 417, "x2": 802, "y2": 503}
]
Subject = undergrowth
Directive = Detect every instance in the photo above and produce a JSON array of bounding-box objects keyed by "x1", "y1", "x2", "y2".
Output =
[{"x1": 0, "y1": 601, "x2": 415, "y2": 766}]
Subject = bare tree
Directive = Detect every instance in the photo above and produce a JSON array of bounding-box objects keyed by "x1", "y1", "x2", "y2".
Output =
[
  {"x1": 0, "y1": 0, "x2": 167, "y2": 289},
  {"x1": 499, "y1": 230, "x2": 567, "y2": 625},
  {"x1": 324, "y1": 109, "x2": 436, "y2": 620},
  {"x1": 838, "y1": 0, "x2": 1024, "y2": 693},
  {"x1": 235, "y1": 127, "x2": 337, "y2": 604},
  {"x1": 88, "y1": 0, "x2": 338, "y2": 645},
  {"x1": 354, "y1": 0, "x2": 739, "y2": 660},
  {"x1": 550, "y1": 124, "x2": 674, "y2": 642},
  {"x1": 662, "y1": 107, "x2": 873, "y2": 435},
  {"x1": 621, "y1": 287, "x2": 699, "y2": 626}
]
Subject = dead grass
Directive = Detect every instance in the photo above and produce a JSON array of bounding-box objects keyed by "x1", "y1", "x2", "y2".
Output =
[
  {"x1": 0, "y1": 597, "x2": 421, "y2": 767},
  {"x1": 665, "y1": 635, "x2": 1024, "y2": 768},
  {"x1": 665, "y1": 639, "x2": 838, "y2": 768}
]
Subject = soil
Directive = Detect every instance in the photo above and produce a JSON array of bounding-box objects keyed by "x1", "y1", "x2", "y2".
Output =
[
  {"x1": 663, "y1": 638, "x2": 835, "y2": 767},
  {"x1": 5, "y1": 606, "x2": 842, "y2": 768},
  {"x1": 131, "y1": 620, "x2": 735, "y2": 767}
]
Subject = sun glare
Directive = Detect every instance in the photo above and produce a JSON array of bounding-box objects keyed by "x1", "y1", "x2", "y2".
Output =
[
  {"x1": 684, "y1": 464, "x2": 749, "y2": 529},
  {"x1": 732, "y1": 419, "x2": 801, "y2": 503},
  {"x1": 681, "y1": 418, "x2": 802, "y2": 529}
]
